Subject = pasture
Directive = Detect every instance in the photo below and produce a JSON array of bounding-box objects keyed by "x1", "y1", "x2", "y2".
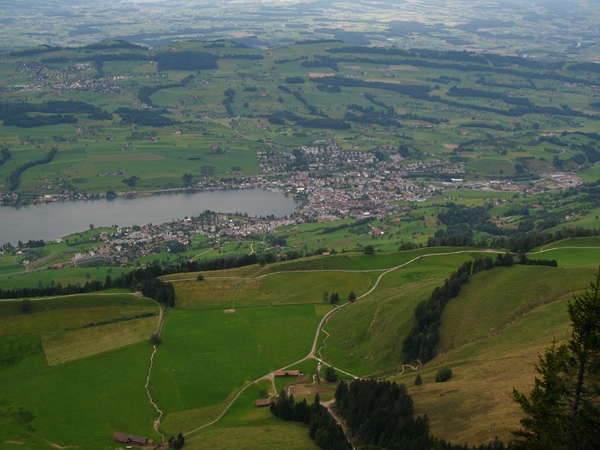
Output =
[
  {"x1": 172, "y1": 270, "x2": 374, "y2": 309},
  {"x1": 0, "y1": 240, "x2": 598, "y2": 448},
  {"x1": 151, "y1": 304, "x2": 327, "y2": 435}
]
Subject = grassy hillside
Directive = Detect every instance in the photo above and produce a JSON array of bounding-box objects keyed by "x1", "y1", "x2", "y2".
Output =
[
  {"x1": 0, "y1": 293, "x2": 162, "y2": 448},
  {"x1": 0, "y1": 244, "x2": 598, "y2": 448},
  {"x1": 152, "y1": 304, "x2": 327, "y2": 436},
  {"x1": 314, "y1": 249, "x2": 598, "y2": 445},
  {"x1": 388, "y1": 265, "x2": 595, "y2": 445}
]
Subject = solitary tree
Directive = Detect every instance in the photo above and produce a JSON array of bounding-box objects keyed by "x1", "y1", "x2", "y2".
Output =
[
  {"x1": 348, "y1": 290, "x2": 357, "y2": 302},
  {"x1": 512, "y1": 268, "x2": 600, "y2": 449},
  {"x1": 325, "y1": 366, "x2": 338, "y2": 383},
  {"x1": 322, "y1": 290, "x2": 329, "y2": 303},
  {"x1": 364, "y1": 245, "x2": 375, "y2": 255},
  {"x1": 414, "y1": 374, "x2": 423, "y2": 386}
]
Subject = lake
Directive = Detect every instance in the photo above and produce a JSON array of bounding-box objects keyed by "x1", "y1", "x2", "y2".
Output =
[{"x1": 0, "y1": 188, "x2": 297, "y2": 246}]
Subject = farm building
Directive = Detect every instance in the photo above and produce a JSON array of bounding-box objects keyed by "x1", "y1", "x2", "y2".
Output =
[
  {"x1": 113, "y1": 432, "x2": 152, "y2": 446},
  {"x1": 273, "y1": 370, "x2": 302, "y2": 377},
  {"x1": 255, "y1": 399, "x2": 272, "y2": 407}
]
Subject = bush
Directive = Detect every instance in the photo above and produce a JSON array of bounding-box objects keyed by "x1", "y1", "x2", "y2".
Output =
[
  {"x1": 150, "y1": 334, "x2": 162, "y2": 345},
  {"x1": 325, "y1": 366, "x2": 338, "y2": 382},
  {"x1": 435, "y1": 368, "x2": 453, "y2": 382},
  {"x1": 197, "y1": 274, "x2": 204, "y2": 281}
]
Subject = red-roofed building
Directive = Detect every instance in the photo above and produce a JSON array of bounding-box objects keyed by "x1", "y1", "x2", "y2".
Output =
[{"x1": 274, "y1": 370, "x2": 302, "y2": 377}]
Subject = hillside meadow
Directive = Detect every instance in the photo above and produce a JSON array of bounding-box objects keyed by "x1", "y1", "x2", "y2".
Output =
[{"x1": 0, "y1": 242, "x2": 599, "y2": 448}]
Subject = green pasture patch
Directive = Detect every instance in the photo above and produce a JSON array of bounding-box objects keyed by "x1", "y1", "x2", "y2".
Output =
[
  {"x1": 186, "y1": 406, "x2": 318, "y2": 449},
  {"x1": 439, "y1": 265, "x2": 596, "y2": 353},
  {"x1": 269, "y1": 247, "x2": 492, "y2": 272},
  {"x1": 536, "y1": 236, "x2": 600, "y2": 251},
  {"x1": 577, "y1": 164, "x2": 600, "y2": 183},
  {"x1": 0, "y1": 267, "x2": 116, "y2": 290},
  {"x1": 320, "y1": 251, "x2": 485, "y2": 376},
  {"x1": 0, "y1": 294, "x2": 157, "y2": 336},
  {"x1": 160, "y1": 402, "x2": 228, "y2": 438},
  {"x1": 0, "y1": 419, "x2": 58, "y2": 450},
  {"x1": 150, "y1": 304, "x2": 322, "y2": 416},
  {"x1": 528, "y1": 247, "x2": 600, "y2": 268},
  {"x1": 0, "y1": 341, "x2": 159, "y2": 448},
  {"x1": 173, "y1": 271, "x2": 373, "y2": 309},
  {"x1": 0, "y1": 334, "x2": 47, "y2": 381},
  {"x1": 42, "y1": 315, "x2": 159, "y2": 366}
]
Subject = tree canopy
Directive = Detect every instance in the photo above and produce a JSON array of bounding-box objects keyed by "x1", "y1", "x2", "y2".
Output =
[{"x1": 512, "y1": 268, "x2": 600, "y2": 449}]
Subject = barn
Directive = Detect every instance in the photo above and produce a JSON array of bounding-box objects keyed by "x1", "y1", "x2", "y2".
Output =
[
  {"x1": 113, "y1": 432, "x2": 152, "y2": 446},
  {"x1": 255, "y1": 399, "x2": 272, "y2": 407},
  {"x1": 273, "y1": 370, "x2": 302, "y2": 377}
]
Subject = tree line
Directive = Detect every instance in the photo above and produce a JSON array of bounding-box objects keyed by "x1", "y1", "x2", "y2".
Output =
[
  {"x1": 0, "y1": 148, "x2": 11, "y2": 166},
  {"x1": 0, "y1": 100, "x2": 111, "y2": 128},
  {"x1": 8, "y1": 147, "x2": 58, "y2": 190},
  {"x1": 334, "y1": 378, "x2": 507, "y2": 450},
  {"x1": 320, "y1": 54, "x2": 600, "y2": 88},
  {"x1": 401, "y1": 254, "x2": 555, "y2": 363},
  {"x1": 114, "y1": 108, "x2": 176, "y2": 127},
  {"x1": 270, "y1": 392, "x2": 352, "y2": 450},
  {"x1": 9, "y1": 45, "x2": 63, "y2": 56},
  {"x1": 0, "y1": 260, "x2": 207, "y2": 305},
  {"x1": 138, "y1": 75, "x2": 195, "y2": 106},
  {"x1": 223, "y1": 88, "x2": 235, "y2": 116}
]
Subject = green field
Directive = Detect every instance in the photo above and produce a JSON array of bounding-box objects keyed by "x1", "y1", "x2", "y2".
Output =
[
  {"x1": 3, "y1": 4, "x2": 600, "y2": 445},
  {"x1": 1, "y1": 241, "x2": 599, "y2": 448},
  {"x1": 151, "y1": 304, "x2": 324, "y2": 420}
]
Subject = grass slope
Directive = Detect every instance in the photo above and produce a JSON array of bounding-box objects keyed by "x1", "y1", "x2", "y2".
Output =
[
  {"x1": 320, "y1": 252, "x2": 491, "y2": 376},
  {"x1": 173, "y1": 270, "x2": 374, "y2": 309},
  {"x1": 0, "y1": 341, "x2": 159, "y2": 448},
  {"x1": 152, "y1": 304, "x2": 327, "y2": 434}
]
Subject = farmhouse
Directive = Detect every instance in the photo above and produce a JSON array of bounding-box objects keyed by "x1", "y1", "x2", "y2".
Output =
[
  {"x1": 273, "y1": 370, "x2": 302, "y2": 377},
  {"x1": 255, "y1": 399, "x2": 272, "y2": 407},
  {"x1": 113, "y1": 432, "x2": 152, "y2": 446}
]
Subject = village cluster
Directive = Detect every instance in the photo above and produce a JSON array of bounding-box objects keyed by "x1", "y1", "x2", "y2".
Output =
[{"x1": 2, "y1": 135, "x2": 584, "y2": 269}]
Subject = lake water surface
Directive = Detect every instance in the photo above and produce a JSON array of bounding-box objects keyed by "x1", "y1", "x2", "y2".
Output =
[{"x1": 0, "y1": 189, "x2": 296, "y2": 245}]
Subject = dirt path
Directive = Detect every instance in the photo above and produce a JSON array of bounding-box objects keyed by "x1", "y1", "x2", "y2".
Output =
[
  {"x1": 17, "y1": 247, "x2": 503, "y2": 441},
  {"x1": 397, "y1": 360, "x2": 422, "y2": 377},
  {"x1": 145, "y1": 302, "x2": 167, "y2": 443}
]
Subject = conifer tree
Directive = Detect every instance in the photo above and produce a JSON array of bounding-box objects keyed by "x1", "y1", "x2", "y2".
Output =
[{"x1": 513, "y1": 268, "x2": 600, "y2": 449}]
